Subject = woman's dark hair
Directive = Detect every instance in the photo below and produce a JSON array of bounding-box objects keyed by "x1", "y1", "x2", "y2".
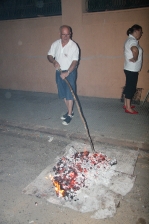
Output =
[{"x1": 127, "y1": 24, "x2": 142, "y2": 36}]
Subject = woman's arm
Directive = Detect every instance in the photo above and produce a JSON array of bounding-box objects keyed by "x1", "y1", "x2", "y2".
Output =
[{"x1": 129, "y1": 46, "x2": 139, "y2": 62}]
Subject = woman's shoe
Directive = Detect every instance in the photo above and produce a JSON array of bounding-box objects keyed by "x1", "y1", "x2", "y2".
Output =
[
  {"x1": 125, "y1": 109, "x2": 138, "y2": 114},
  {"x1": 123, "y1": 105, "x2": 135, "y2": 109}
]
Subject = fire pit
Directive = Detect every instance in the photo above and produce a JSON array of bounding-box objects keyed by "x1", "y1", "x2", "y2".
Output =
[
  {"x1": 50, "y1": 146, "x2": 117, "y2": 201},
  {"x1": 23, "y1": 142, "x2": 138, "y2": 219}
]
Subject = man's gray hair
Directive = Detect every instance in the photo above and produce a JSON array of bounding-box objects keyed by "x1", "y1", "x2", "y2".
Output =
[{"x1": 59, "y1": 25, "x2": 71, "y2": 34}]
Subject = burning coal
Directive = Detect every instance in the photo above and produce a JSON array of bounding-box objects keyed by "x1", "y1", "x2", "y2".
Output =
[{"x1": 50, "y1": 147, "x2": 117, "y2": 201}]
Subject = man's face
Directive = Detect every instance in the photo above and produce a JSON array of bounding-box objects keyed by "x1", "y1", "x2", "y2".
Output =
[{"x1": 60, "y1": 27, "x2": 71, "y2": 44}]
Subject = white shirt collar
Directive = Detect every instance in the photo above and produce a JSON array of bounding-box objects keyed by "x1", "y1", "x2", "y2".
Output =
[{"x1": 129, "y1": 34, "x2": 137, "y2": 40}]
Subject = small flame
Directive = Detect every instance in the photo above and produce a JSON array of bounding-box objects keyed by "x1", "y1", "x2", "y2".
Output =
[{"x1": 49, "y1": 174, "x2": 65, "y2": 197}]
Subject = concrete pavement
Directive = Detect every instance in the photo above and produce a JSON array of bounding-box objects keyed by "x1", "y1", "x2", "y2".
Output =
[{"x1": 0, "y1": 89, "x2": 149, "y2": 150}]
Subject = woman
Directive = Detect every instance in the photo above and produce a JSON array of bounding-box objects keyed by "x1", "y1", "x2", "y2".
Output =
[{"x1": 123, "y1": 24, "x2": 143, "y2": 114}]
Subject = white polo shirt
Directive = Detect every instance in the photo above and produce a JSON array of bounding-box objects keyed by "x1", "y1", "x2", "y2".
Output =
[
  {"x1": 124, "y1": 34, "x2": 143, "y2": 72},
  {"x1": 48, "y1": 39, "x2": 79, "y2": 70}
]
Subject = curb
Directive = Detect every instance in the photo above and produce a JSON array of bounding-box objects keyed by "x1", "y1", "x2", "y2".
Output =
[{"x1": 0, "y1": 119, "x2": 149, "y2": 152}]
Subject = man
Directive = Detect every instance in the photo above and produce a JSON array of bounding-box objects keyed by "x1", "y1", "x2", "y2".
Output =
[{"x1": 47, "y1": 25, "x2": 79, "y2": 125}]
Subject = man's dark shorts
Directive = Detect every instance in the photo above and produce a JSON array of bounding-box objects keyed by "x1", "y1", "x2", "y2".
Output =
[{"x1": 56, "y1": 69, "x2": 77, "y2": 100}]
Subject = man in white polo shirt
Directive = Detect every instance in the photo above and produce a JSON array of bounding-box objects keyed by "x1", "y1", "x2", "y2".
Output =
[{"x1": 47, "y1": 25, "x2": 79, "y2": 125}]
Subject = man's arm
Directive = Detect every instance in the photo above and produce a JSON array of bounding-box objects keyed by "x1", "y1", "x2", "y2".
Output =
[
  {"x1": 47, "y1": 55, "x2": 60, "y2": 70},
  {"x1": 68, "y1": 60, "x2": 78, "y2": 73},
  {"x1": 129, "y1": 46, "x2": 139, "y2": 62},
  {"x1": 60, "y1": 60, "x2": 78, "y2": 79}
]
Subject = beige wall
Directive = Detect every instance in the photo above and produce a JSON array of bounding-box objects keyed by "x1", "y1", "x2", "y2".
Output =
[{"x1": 0, "y1": 0, "x2": 149, "y2": 100}]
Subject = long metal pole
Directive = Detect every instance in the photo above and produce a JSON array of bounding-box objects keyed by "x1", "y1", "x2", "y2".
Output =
[{"x1": 64, "y1": 77, "x2": 95, "y2": 153}]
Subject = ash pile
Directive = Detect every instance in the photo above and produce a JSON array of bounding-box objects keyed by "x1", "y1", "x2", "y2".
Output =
[{"x1": 50, "y1": 147, "x2": 117, "y2": 201}]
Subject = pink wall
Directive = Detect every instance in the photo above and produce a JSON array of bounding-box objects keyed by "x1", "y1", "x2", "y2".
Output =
[{"x1": 0, "y1": 0, "x2": 149, "y2": 100}]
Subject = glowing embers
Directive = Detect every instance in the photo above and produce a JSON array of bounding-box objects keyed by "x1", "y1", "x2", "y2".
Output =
[{"x1": 50, "y1": 148, "x2": 117, "y2": 201}]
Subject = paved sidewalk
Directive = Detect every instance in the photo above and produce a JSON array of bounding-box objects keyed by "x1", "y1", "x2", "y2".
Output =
[{"x1": 0, "y1": 89, "x2": 149, "y2": 150}]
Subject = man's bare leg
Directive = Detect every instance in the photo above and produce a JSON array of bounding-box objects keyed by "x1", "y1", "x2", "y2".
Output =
[
  {"x1": 62, "y1": 99, "x2": 74, "y2": 125},
  {"x1": 64, "y1": 98, "x2": 73, "y2": 116}
]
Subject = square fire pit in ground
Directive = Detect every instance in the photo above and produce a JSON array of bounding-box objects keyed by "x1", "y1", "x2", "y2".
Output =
[{"x1": 23, "y1": 142, "x2": 138, "y2": 219}]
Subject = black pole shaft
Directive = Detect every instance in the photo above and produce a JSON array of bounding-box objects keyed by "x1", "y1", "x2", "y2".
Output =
[{"x1": 64, "y1": 78, "x2": 95, "y2": 153}]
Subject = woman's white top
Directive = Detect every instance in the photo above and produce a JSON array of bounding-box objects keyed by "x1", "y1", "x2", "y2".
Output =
[{"x1": 124, "y1": 34, "x2": 143, "y2": 72}]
